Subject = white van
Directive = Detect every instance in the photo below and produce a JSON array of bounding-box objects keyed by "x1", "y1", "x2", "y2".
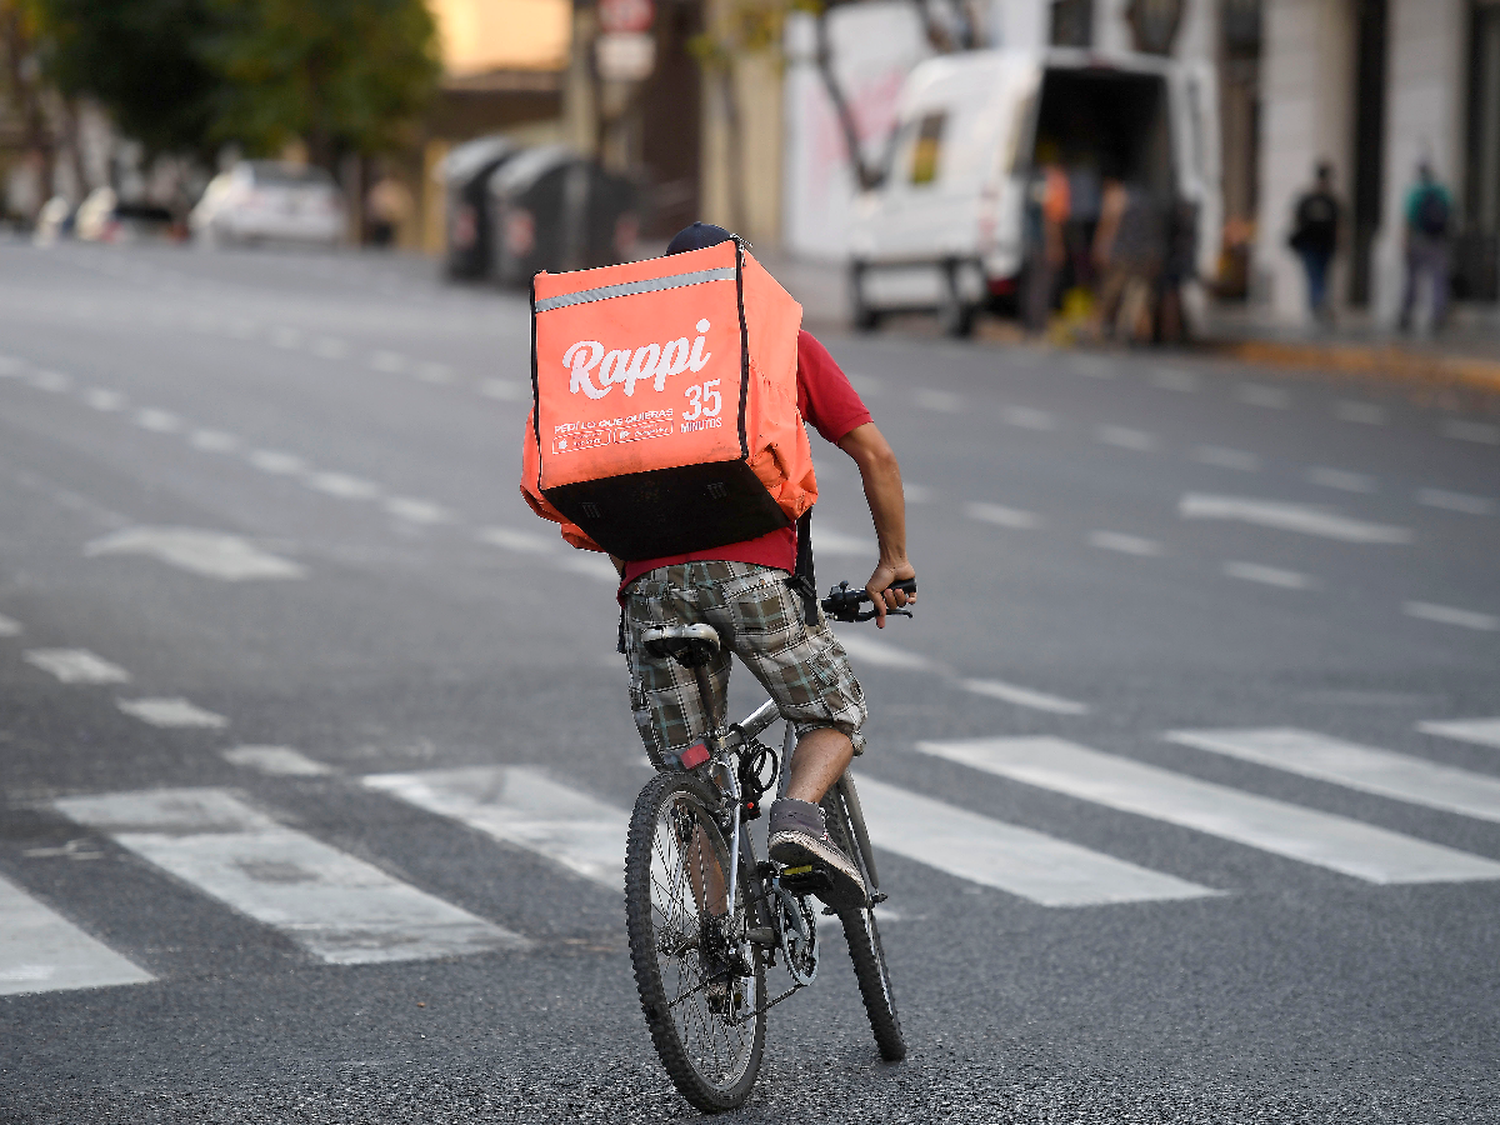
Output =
[{"x1": 847, "y1": 48, "x2": 1220, "y2": 335}]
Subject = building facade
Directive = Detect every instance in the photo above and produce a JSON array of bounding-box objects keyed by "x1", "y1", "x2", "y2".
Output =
[{"x1": 1256, "y1": 0, "x2": 1499, "y2": 321}]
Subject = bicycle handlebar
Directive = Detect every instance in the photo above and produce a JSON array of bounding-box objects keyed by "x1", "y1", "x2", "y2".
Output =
[{"x1": 820, "y1": 578, "x2": 917, "y2": 623}]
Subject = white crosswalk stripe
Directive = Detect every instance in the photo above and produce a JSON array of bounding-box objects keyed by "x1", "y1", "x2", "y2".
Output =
[
  {"x1": 53, "y1": 788, "x2": 528, "y2": 963},
  {"x1": 364, "y1": 766, "x2": 628, "y2": 890},
  {"x1": 1166, "y1": 728, "x2": 1500, "y2": 824},
  {"x1": 1418, "y1": 719, "x2": 1500, "y2": 750},
  {"x1": 23, "y1": 648, "x2": 131, "y2": 684},
  {"x1": 0, "y1": 873, "x2": 155, "y2": 996},
  {"x1": 854, "y1": 776, "x2": 1219, "y2": 906},
  {"x1": 913, "y1": 737, "x2": 1500, "y2": 884}
]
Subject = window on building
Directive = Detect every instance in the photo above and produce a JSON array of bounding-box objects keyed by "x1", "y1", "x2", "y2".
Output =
[{"x1": 909, "y1": 113, "x2": 946, "y2": 186}]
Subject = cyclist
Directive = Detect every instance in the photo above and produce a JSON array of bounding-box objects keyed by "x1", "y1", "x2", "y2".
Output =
[{"x1": 617, "y1": 221, "x2": 916, "y2": 909}]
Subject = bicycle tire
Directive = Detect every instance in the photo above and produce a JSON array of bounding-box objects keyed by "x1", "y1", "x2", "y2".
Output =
[
  {"x1": 822, "y1": 782, "x2": 906, "y2": 1061},
  {"x1": 625, "y1": 770, "x2": 766, "y2": 1111}
]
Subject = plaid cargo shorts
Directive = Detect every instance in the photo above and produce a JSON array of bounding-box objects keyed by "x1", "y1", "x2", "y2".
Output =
[{"x1": 623, "y1": 560, "x2": 868, "y2": 768}]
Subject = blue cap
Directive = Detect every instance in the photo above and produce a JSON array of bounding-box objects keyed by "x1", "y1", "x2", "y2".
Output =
[{"x1": 666, "y1": 221, "x2": 736, "y2": 255}]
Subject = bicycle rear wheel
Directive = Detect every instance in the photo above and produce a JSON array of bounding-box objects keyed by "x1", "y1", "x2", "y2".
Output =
[
  {"x1": 823, "y1": 779, "x2": 906, "y2": 1061},
  {"x1": 625, "y1": 771, "x2": 766, "y2": 1111}
]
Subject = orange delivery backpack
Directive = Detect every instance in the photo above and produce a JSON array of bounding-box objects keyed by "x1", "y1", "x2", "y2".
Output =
[{"x1": 519, "y1": 238, "x2": 817, "y2": 560}]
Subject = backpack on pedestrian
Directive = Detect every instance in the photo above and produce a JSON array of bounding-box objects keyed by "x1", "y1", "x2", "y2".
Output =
[
  {"x1": 1415, "y1": 188, "x2": 1450, "y2": 238},
  {"x1": 520, "y1": 238, "x2": 817, "y2": 559}
]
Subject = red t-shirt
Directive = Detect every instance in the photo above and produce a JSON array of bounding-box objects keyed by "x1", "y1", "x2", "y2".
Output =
[{"x1": 619, "y1": 330, "x2": 872, "y2": 590}]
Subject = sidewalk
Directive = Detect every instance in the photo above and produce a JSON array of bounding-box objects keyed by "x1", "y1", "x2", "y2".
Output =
[
  {"x1": 1200, "y1": 301, "x2": 1500, "y2": 398},
  {"x1": 755, "y1": 247, "x2": 1500, "y2": 399}
]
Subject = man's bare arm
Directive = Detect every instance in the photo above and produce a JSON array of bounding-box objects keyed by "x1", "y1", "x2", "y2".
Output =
[{"x1": 837, "y1": 422, "x2": 916, "y2": 627}]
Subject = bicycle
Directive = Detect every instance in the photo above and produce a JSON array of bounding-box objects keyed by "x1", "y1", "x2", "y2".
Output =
[{"x1": 623, "y1": 579, "x2": 914, "y2": 1112}]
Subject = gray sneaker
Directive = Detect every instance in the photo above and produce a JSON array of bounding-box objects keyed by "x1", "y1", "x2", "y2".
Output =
[{"x1": 767, "y1": 798, "x2": 865, "y2": 909}]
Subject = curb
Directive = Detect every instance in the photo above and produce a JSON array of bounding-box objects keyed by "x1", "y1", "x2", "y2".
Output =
[{"x1": 1205, "y1": 338, "x2": 1500, "y2": 396}]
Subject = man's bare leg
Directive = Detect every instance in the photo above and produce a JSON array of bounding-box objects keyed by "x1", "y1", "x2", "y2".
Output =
[{"x1": 784, "y1": 727, "x2": 854, "y2": 805}]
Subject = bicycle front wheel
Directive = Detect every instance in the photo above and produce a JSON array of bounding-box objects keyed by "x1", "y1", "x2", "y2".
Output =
[
  {"x1": 625, "y1": 771, "x2": 766, "y2": 1112},
  {"x1": 823, "y1": 780, "x2": 906, "y2": 1061}
]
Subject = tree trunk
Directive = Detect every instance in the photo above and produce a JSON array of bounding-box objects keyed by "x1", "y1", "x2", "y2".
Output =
[{"x1": 812, "y1": 10, "x2": 877, "y2": 192}]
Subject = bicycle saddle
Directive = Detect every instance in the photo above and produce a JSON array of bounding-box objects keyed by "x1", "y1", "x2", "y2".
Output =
[{"x1": 641, "y1": 623, "x2": 721, "y2": 667}]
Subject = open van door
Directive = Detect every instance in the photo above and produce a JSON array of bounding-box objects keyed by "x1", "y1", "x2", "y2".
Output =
[{"x1": 1168, "y1": 59, "x2": 1222, "y2": 331}]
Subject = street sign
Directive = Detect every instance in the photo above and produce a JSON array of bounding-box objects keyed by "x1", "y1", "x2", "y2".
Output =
[
  {"x1": 596, "y1": 31, "x2": 656, "y2": 82},
  {"x1": 598, "y1": 0, "x2": 653, "y2": 34}
]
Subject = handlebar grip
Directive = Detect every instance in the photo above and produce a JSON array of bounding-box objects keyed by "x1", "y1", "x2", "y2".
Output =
[{"x1": 888, "y1": 578, "x2": 917, "y2": 597}]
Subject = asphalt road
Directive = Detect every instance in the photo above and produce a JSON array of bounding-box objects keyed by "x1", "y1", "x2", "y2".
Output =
[{"x1": 2, "y1": 240, "x2": 1498, "y2": 1124}]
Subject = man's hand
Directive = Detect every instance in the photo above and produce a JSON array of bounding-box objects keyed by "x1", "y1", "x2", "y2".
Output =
[
  {"x1": 837, "y1": 423, "x2": 916, "y2": 630},
  {"x1": 866, "y1": 561, "x2": 917, "y2": 628}
]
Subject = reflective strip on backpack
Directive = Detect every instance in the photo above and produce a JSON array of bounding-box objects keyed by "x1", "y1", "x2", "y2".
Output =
[{"x1": 533, "y1": 266, "x2": 738, "y2": 313}]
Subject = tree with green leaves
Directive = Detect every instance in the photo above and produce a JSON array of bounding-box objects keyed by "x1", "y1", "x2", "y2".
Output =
[
  {"x1": 205, "y1": 0, "x2": 440, "y2": 169},
  {"x1": 28, "y1": 0, "x2": 439, "y2": 169}
]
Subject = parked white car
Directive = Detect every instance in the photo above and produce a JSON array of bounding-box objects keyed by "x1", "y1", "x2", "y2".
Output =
[
  {"x1": 848, "y1": 48, "x2": 1221, "y2": 335},
  {"x1": 190, "y1": 161, "x2": 347, "y2": 246}
]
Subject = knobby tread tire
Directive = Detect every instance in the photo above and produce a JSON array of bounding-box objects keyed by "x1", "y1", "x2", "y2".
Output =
[
  {"x1": 624, "y1": 770, "x2": 766, "y2": 1112},
  {"x1": 823, "y1": 785, "x2": 906, "y2": 1062}
]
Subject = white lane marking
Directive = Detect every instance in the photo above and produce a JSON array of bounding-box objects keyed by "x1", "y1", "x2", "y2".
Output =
[
  {"x1": 1179, "y1": 494, "x2": 1414, "y2": 544},
  {"x1": 1072, "y1": 355, "x2": 1114, "y2": 379},
  {"x1": 116, "y1": 697, "x2": 229, "y2": 729},
  {"x1": 477, "y1": 526, "x2": 555, "y2": 554},
  {"x1": 248, "y1": 450, "x2": 308, "y2": 476},
  {"x1": 0, "y1": 874, "x2": 155, "y2": 996},
  {"x1": 1166, "y1": 727, "x2": 1500, "y2": 825},
  {"x1": 1002, "y1": 406, "x2": 1056, "y2": 430},
  {"x1": 1088, "y1": 531, "x2": 1163, "y2": 557},
  {"x1": 847, "y1": 374, "x2": 883, "y2": 396},
  {"x1": 1418, "y1": 719, "x2": 1500, "y2": 750},
  {"x1": 903, "y1": 483, "x2": 936, "y2": 504},
  {"x1": 1149, "y1": 367, "x2": 1198, "y2": 392},
  {"x1": 912, "y1": 737, "x2": 1500, "y2": 884},
  {"x1": 959, "y1": 679, "x2": 1089, "y2": 715},
  {"x1": 222, "y1": 746, "x2": 333, "y2": 776},
  {"x1": 1402, "y1": 601, "x2": 1499, "y2": 631},
  {"x1": 1194, "y1": 446, "x2": 1261, "y2": 472},
  {"x1": 190, "y1": 429, "x2": 241, "y2": 453},
  {"x1": 311, "y1": 337, "x2": 349, "y2": 359},
  {"x1": 1417, "y1": 489, "x2": 1495, "y2": 516},
  {"x1": 270, "y1": 326, "x2": 303, "y2": 349},
  {"x1": 1307, "y1": 467, "x2": 1376, "y2": 493},
  {"x1": 28, "y1": 370, "x2": 73, "y2": 393},
  {"x1": 370, "y1": 350, "x2": 408, "y2": 373},
  {"x1": 1096, "y1": 425, "x2": 1156, "y2": 452},
  {"x1": 915, "y1": 389, "x2": 963, "y2": 413},
  {"x1": 86, "y1": 527, "x2": 307, "y2": 580},
  {"x1": 1237, "y1": 383, "x2": 1291, "y2": 409},
  {"x1": 134, "y1": 408, "x2": 184, "y2": 434},
  {"x1": 1442, "y1": 419, "x2": 1500, "y2": 445},
  {"x1": 810, "y1": 527, "x2": 874, "y2": 556},
  {"x1": 833, "y1": 630, "x2": 941, "y2": 672},
  {"x1": 480, "y1": 379, "x2": 525, "y2": 401},
  {"x1": 562, "y1": 554, "x2": 620, "y2": 584},
  {"x1": 365, "y1": 766, "x2": 627, "y2": 890},
  {"x1": 1334, "y1": 401, "x2": 1386, "y2": 425},
  {"x1": 0, "y1": 355, "x2": 23, "y2": 376},
  {"x1": 1223, "y1": 561, "x2": 1316, "y2": 589},
  {"x1": 385, "y1": 497, "x2": 455, "y2": 524},
  {"x1": 306, "y1": 472, "x2": 382, "y2": 501},
  {"x1": 965, "y1": 502, "x2": 1039, "y2": 530},
  {"x1": 83, "y1": 388, "x2": 127, "y2": 412},
  {"x1": 0, "y1": 613, "x2": 22, "y2": 637},
  {"x1": 53, "y1": 788, "x2": 526, "y2": 963},
  {"x1": 416, "y1": 361, "x2": 455, "y2": 385},
  {"x1": 855, "y1": 777, "x2": 1216, "y2": 907},
  {"x1": 23, "y1": 649, "x2": 131, "y2": 685}
]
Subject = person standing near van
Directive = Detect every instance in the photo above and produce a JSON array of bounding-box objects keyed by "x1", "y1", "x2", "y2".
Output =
[
  {"x1": 1288, "y1": 162, "x2": 1340, "y2": 323},
  {"x1": 1024, "y1": 143, "x2": 1071, "y2": 333},
  {"x1": 1398, "y1": 162, "x2": 1454, "y2": 332}
]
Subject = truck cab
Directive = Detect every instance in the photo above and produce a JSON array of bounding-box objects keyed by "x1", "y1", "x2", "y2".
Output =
[{"x1": 848, "y1": 48, "x2": 1220, "y2": 336}]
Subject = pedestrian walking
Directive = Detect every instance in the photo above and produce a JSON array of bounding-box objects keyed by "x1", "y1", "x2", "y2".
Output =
[
  {"x1": 1024, "y1": 141, "x2": 1071, "y2": 334},
  {"x1": 1288, "y1": 162, "x2": 1340, "y2": 324},
  {"x1": 1398, "y1": 162, "x2": 1454, "y2": 332}
]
